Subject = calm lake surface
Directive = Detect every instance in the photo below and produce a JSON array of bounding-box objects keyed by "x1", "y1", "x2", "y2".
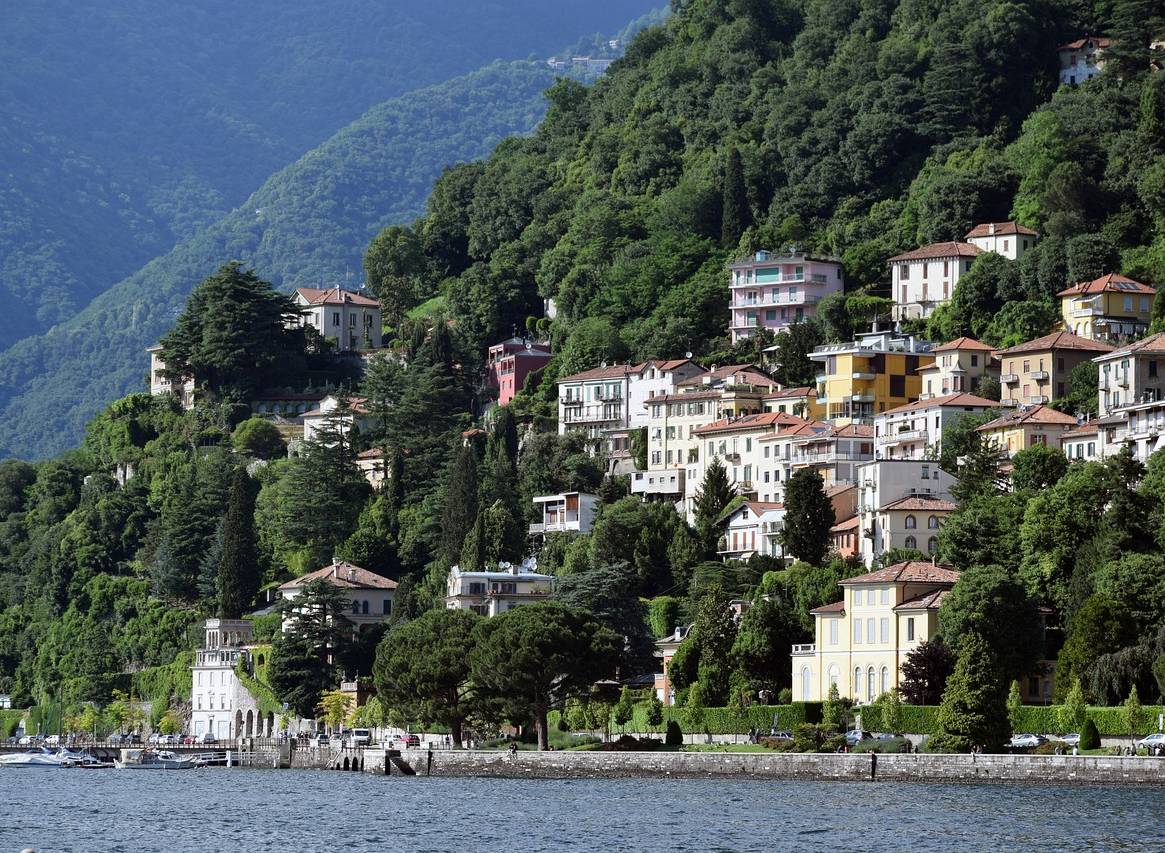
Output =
[{"x1": 2, "y1": 768, "x2": 1164, "y2": 852}]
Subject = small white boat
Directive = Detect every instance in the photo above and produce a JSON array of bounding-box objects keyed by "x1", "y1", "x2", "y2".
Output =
[
  {"x1": 114, "y1": 749, "x2": 196, "y2": 770},
  {"x1": 0, "y1": 747, "x2": 67, "y2": 767}
]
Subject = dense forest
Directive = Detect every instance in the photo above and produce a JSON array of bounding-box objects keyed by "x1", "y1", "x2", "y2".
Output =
[
  {"x1": 3, "y1": 0, "x2": 1165, "y2": 748},
  {"x1": 0, "y1": 0, "x2": 652, "y2": 349}
]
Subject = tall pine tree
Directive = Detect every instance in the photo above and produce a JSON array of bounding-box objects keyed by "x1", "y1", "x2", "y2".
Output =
[
  {"x1": 779, "y1": 467, "x2": 834, "y2": 567},
  {"x1": 441, "y1": 442, "x2": 479, "y2": 564},
  {"x1": 218, "y1": 467, "x2": 260, "y2": 619},
  {"x1": 721, "y1": 147, "x2": 751, "y2": 247},
  {"x1": 693, "y1": 457, "x2": 735, "y2": 557}
]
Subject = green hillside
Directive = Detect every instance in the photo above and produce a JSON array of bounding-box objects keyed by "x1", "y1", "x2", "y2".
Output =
[
  {"x1": 0, "y1": 0, "x2": 653, "y2": 348},
  {"x1": 0, "y1": 61, "x2": 559, "y2": 458}
]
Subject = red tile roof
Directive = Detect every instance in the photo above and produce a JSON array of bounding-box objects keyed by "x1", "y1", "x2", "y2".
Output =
[
  {"x1": 810, "y1": 600, "x2": 846, "y2": 615},
  {"x1": 964, "y1": 222, "x2": 1039, "y2": 239},
  {"x1": 557, "y1": 363, "x2": 645, "y2": 383},
  {"x1": 295, "y1": 287, "x2": 380, "y2": 308},
  {"x1": 894, "y1": 589, "x2": 951, "y2": 611},
  {"x1": 881, "y1": 393, "x2": 1002, "y2": 416},
  {"x1": 1062, "y1": 422, "x2": 1099, "y2": 438},
  {"x1": 889, "y1": 242, "x2": 983, "y2": 263},
  {"x1": 693, "y1": 412, "x2": 810, "y2": 436},
  {"x1": 996, "y1": 330, "x2": 1116, "y2": 356},
  {"x1": 1058, "y1": 37, "x2": 1112, "y2": 50},
  {"x1": 830, "y1": 515, "x2": 860, "y2": 533},
  {"x1": 878, "y1": 496, "x2": 957, "y2": 513},
  {"x1": 757, "y1": 421, "x2": 831, "y2": 440},
  {"x1": 279, "y1": 561, "x2": 398, "y2": 591},
  {"x1": 976, "y1": 404, "x2": 1079, "y2": 431},
  {"x1": 840, "y1": 560, "x2": 960, "y2": 586},
  {"x1": 763, "y1": 386, "x2": 815, "y2": 399},
  {"x1": 301, "y1": 396, "x2": 370, "y2": 417},
  {"x1": 1056, "y1": 273, "x2": 1155, "y2": 298},
  {"x1": 933, "y1": 336, "x2": 996, "y2": 353},
  {"x1": 1098, "y1": 332, "x2": 1165, "y2": 360},
  {"x1": 676, "y1": 363, "x2": 774, "y2": 388}
]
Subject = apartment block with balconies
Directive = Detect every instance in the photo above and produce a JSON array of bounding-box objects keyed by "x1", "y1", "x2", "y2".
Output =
[
  {"x1": 1093, "y1": 332, "x2": 1165, "y2": 462},
  {"x1": 888, "y1": 243, "x2": 981, "y2": 321},
  {"x1": 997, "y1": 330, "x2": 1114, "y2": 407},
  {"x1": 1058, "y1": 273, "x2": 1155, "y2": 343},
  {"x1": 975, "y1": 404, "x2": 1080, "y2": 456},
  {"x1": 874, "y1": 393, "x2": 1002, "y2": 461},
  {"x1": 557, "y1": 363, "x2": 636, "y2": 444},
  {"x1": 529, "y1": 492, "x2": 597, "y2": 536},
  {"x1": 788, "y1": 423, "x2": 875, "y2": 489},
  {"x1": 809, "y1": 330, "x2": 935, "y2": 426},
  {"x1": 727, "y1": 250, "x2": 844, "y2": 344}
]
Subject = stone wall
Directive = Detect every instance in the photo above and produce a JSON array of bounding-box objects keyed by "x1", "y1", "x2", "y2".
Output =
[{"x1": 395, "y1": 748, "x2": 1165, "y2": 786}]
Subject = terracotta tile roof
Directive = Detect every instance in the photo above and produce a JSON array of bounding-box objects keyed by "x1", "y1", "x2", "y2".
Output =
[
  {"x1": 693, "y1": 412, "x2": 810, "y2": 436},
  {"x1": 996, "y1": 330, "x2": 1116, "y2": 356},
  {"x1": 302, "y1": 396, "x2": 370, "y2": 418},
  {"x1": 757, "y1": 421, "x2": 831, "y2": 440},
  {"x1": 964, "y1": 222, "x2": 1039, "y2": 239},
  {"x1": 810, "y1": 600, "x2": 846, "y2": 615},
  {"x1": 825, "y1": 483, "x2": 856, "y2": 498},
  {"x1": 933, "y1": 336, "x2": 996, "y2": 353},
  {"x1": 841, "y1": 560, "x2": 960, "y2": 586},
  {"x1": 830, "y1": 515, "x2": 860, "y2": 533},
  {"x1": 881, "y1": 393, "x2": 1003, "y2": 416},
  {"x1": 1062, "y1": 423, "x2": 1099, "y2": 438},
  {"x1": 557, "y1": 363, "x2": 645, "y2": 383},
  {"x1": 889, "y1": 242, "x2": 983, "y2": 263},
  {"x1": 826, "y1": 423, "x2": 875, "y2": 438},
  {"x1": 279, "y1": 561, "x2": 398, "y2": 591},
  {"x1": 720, "y1": 500, "x2": 785, "y2": 523},
  {"x1": 356, "y1": 448, "x2": 387, "y2": 459},
  {"x1": 1058, "y1": 37, "x2": 1112, "y2": 50},
  {"x1": 976, "y1": 405, "x2": 1079, "y2": 431},
  {"x1": 894, "y1": 589, "x2": 951, "y2": 611},
  {"x1": 1096, "y1": 332, "x2": 1165, "y2": 360},
  {"x1": 763, "y1": 386, "x2": 814, "y2": 399},
  {"x1": 878, "y1": 496, "x2": 957, "y2": 513},
  {"x1": 647, "y1": 389, "x2": 723, "y2": 404},
  {"x1": 652, "y1": 358, "x2": 702, "y2": 372},
  {"x1": 295, "y1": 286, "x2": 380, "y2": 308},
  {"x1": 461, "y1": 428, "x2": 487, "y2": 438},
  {"x1": 1057, "y1": 273, "x2": 1155, "y2": 298},
  {"x1": 676, "y1": 363, "x2": 774, "y2": 388}
]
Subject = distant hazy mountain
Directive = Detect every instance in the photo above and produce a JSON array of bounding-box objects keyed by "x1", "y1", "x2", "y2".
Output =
[
  {"x1": 0, "y1": 58, "x2": 578, "y2": 458},
  {"x1": 0, "y1": 0, "x2": 652, "y2": 348}
]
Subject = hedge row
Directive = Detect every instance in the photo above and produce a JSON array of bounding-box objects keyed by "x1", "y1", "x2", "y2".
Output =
[
  {"x1": 858, "y1": 704, "x2": 1165, "y2": 736},
  {"x1": 587, "y1": 703, "x2": 823, "y2": 735}
]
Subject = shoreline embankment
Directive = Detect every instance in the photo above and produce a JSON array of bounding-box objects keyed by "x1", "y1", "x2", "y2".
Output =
[{"x1": 388, "y1": 748, "x2": 1165, "y2": 786}]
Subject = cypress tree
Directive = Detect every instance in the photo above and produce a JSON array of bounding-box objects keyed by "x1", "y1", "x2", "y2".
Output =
[
  {"x1": 720, "y1": 147, "x2": 751, "y2": 247},
  {"x1": 441, "y1": 443, "x2": 479, "y2": 563},
  {"x1": 460, "y1": 510, "x2": 486, "y2": 570},
  {"x1": 779, "y1": 468, "x2": 834, "y2": 567},
  {"x1": 693, "y1": 458, "x2": 735, "y2": 556},
  {"x1": 931, "y1": 632, "x2": 1010, "y2": 752},
  {"x1": 218, "y1": 467, "x2": 260, "y2": 619}
]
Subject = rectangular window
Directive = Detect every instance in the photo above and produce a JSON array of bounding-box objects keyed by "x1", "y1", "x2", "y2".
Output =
[
  {"x1": 332, "y1": 311, "x2": 340, "y2": 326},
  {"x1": 853, "y1": 589, "x2": 862, "y2": 606},
  {"x1": 853, "y1": 618, "x2": 862, "y2": 644},
  {"x1": 829, "y1": 620, "x2": 838, "y2": 645},
  {"x1": 971, "y1": 354, "x2": 979, "y2": 367},
  {"x1": 901, "y1": 265, "x2": 910, "y2": 281},
  {"x1": 383, "y1": 599, "x2": 391, "y2": 615},
  {"x1": 1151, "y1": 361, "x2": 1159, "y2": 378},
  {"x1": 880, "y1": 588, "x2": 889, "y2": 605},
  {"x1": 907, "y1": 618, "x2": 915, "y2": 641},
  {"x1": 1125, "y1": 296, "x2": 1134, "y2": 312},
  {"x1": 867, "y1": 620, "x2": 876, "y2": 644},
  {"x1": 880, "y1": 618, "x2": 889, "y2": 644}
]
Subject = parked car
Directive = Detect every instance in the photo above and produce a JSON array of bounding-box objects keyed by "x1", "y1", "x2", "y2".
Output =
[
  {"x1": 126, "y1": 732, "x2": 142, "y2": 744},
  {"x1": 351, "y1": 728, "x2": 372, "y2": 747},
  {"x1": 767, "y1": 730, "x2": 793, "y2": 741},
  {"x1": 200, "y1": 732, "x2": 217, "y2": 745},
  {"x1": 312, "y1": 733, "x2": 331, "y2": 747},
  {"x1": 1059, "y1": 733, "x2": 1081, "y2": 747},
  {"x1": 182, "y1": 735, "x2": 197, "y2": 745},
  {"x1": 157, "y1": 734, "x2": 180, "y2": 745},
  {"x1": 845, "y1": 730, "x2": 873, "y2": 747},
  {"x1": 401, "y1": 734, "x2": 420, "y2": 748},
  {"x1": 1009, "y1": 734, "x2": 1046, "y2": 749},
  {"x1": 1135, "y1": 732, "x2": 1165, "y2": 750},
  {"x1": 44, "y1": 734, "x2": 60, "y2": 746},
  {"x1": 147, "y1": 732, "x2": 162, "y2": 745}
]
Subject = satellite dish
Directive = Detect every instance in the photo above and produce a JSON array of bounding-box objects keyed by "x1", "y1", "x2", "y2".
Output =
[{"x1": 685, "y1": 351, "x2": 693, "y2": 359}]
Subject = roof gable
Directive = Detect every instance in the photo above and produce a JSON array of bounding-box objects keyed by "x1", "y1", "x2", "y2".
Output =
[{"x1": 996, "y1": 330, "x2": 1115, "y2": 356}]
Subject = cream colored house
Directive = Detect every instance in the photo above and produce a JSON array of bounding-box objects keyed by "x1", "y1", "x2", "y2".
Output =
[
  {"x1": 791, "y1": 561, "x2": 960, "y2": 704},
  {"x1": 278, "y1": 559, "x2": 398, "y2": 632},
  {"x1": 975, "y1": 405, "x2": 1079, "y2": 456},
  {"x1": 998, "y1": 330, "x2": 1114, "y2": 407},
  {"x1": 146, "y1": 344, "x2": 195, "y2": 409},
  {"x1": 294, "y1": 287, "x2": 382, "y2": 352},
  {"x1": 918, "y1": 337, "x2": 999, "y2": 399}
]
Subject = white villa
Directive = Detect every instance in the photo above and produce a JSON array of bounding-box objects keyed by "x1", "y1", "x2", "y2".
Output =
[
  {"x1": 445, "y1": 560, "x2": 555, "y2": 617},
  {"x1": 294, "y1": 287, "x2": 382, "y2": 352},
  {"x1": 146, "y1": 344, "x2": 195, "y2": 409},
  {"x1": 529, "y1": 492, "x2": 598, "y2": 536},
  {"x1": 190, "y1": 618, "x2": 282, "y2": 741},
  {"x1": 278, "y1": 559, "x2": 398, "y2": 632}
]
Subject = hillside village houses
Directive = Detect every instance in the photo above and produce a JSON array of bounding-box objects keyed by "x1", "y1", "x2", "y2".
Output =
[
  {"x1": 889, "y1": 222, "x2": 1038, "y2": 321},
  {"x1": 485, "y1": 336, "x2": 552, "y2": 406},
  {"x1": 727, "y1": 249, "x2": 845, "y2": 344},
  {"x1": 856, "y1": 459, "x2": 957, "y2": 565},
  {"x1": 529, "y1": 491, "x2": 598, "y2": 538},
  {"x1": 1092, "y1": 332, "x2": 1165, "y2": 462},
  {"x1": 918, "y1": 337, "x2": 999, "y2": 398},
  {"x1": 874, "y1": 393, "x2": 1002, "y2": 461},
  {"x1": 997, "y1": 330, "x2": 1114, "y2": 406},
  {"x1": 718, "y1": 485, "x2": 856, "y2": 562},
  {"x1": 976, "y1": 404, "x2": 1081, "y2": 455},
  {"x1": 1057, "y1": 273, "x2": 1155, "y2": 341}
]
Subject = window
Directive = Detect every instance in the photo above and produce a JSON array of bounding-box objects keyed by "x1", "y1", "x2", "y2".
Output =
[
  {"x1": 853, "y1": 618, "x2": 862, "y2": 644},
  {"x1": 904, "y1": 515, "x2": 917, "y2": 529},
  {"x1": 971, "y1": 354, "x2": 979, "y2": 367},
  {"x1": 802, "y1": 667, "x2": 811, "y2": 699},
  {"x1": 829, "y1": 620, "x2": 838, "y2": 645},
  {"x1": 351, "y1": 600, "x2": 361, "y2": 615},
  {"x1": 348, "y1": 313, "x2": 356, "y2": 327},
  {"x1": 867, "y1": 666, "x2": 876, "y2": 702},
  {"x1": 867, "y1": 620, "x2": 875, "y2": 645},
  {"x1": 904, "y1": 535, "x2": 917, "y2": 550},
  {"x1": 881, "y1": 666, "x2": 890, "y2": 695},
  {"x1": 921, "y1": 465, "x2": 930, "y2": 479},
  {"x1": 853, "y1": 589, "x2": 862, "y2": 606},
  {"x1": 928, "y1": 515, "x2": 939, "y2": 529},
  {"x1": 1151, "y1": 361, "x2": 1159, "y2": 379},
  {"x1": 879, "y1": 588, "x2": 889, "y2": 605},
  {"x1": 1125, "y1": 296, "x2": 1134, "y2": 312},
  {"x1": 361, "y1": 600, "x2": 369, "y2": 615},
  {"x1": 907, "y1": 617, "x2": 915, "y2": 641},
  {"x1": 332, "y1": 311, "x2": 340, "y2": 326},
  {"x1": 927, "y1": 536, "x2": 938, "y2": 555},
  {"x1": 901, "y1": 265, "x2": 910, "y2": 280},
  {"x1": 829, "y1": 666, "x2": 839, "y2": 689},
  {"x1": 383, "y1": 599, "x2": 391, "y2": 615},
  {"x1": 1023, "y1": 360, "x2": 1030, "y2": 373},
  {"x1": 879, "y1": 618, "x2": 889, "y2": 644}
]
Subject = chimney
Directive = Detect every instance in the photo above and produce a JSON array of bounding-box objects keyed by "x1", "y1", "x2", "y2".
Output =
[
  {"x1": 332, "y1": 556, "x2": 340, "y2": 578},
  {"x1": 988, "y1": 223, "x2": 996, "y2": 236},
  {"x1": 347, "y1": 566, "x2": 356, "y2": 582}
]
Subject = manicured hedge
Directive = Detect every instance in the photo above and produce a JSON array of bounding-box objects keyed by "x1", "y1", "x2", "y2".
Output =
[{"x1": 859, "y1": 704, "x2": 1165, "y2": 736}]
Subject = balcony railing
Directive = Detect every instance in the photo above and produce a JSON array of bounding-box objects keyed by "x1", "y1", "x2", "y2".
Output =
[
  {"x1": 1000, "y1": 373, "x2": 1018, "y2": 384},
  {"x1": 1030, "y1": 371, "x2": 1049, "y2": 381},
  {"x1": 877, "y1": 428, "x2": 927, "y2": 444},
  {"x1": 791, "y1": 644, "x2": 817, "y2": 656}
]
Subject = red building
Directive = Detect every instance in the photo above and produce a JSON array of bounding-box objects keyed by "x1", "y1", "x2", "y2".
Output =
[{"x1": 486, "y1": 337, "x2": 551, "y2": 405}]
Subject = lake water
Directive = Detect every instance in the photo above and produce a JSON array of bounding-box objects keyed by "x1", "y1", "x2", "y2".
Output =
[{"x1": 2, "y1": 768, "x2": 1164, "y2": 852}]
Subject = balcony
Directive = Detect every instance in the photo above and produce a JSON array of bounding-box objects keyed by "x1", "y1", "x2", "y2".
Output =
[
  {"x1": 561, "y1": 397, "x2": 583, "y2": 407},
  {"x1": 877, "y1": 428, "x2": 927, "y2": 446},
  {"x1": 850, "y1": 392, "x2": 875, "y2": 403},
  {"x1": 1025, "y1": 395, "x2": 1049, "y2": 405},
  {"x1": 1072, "y1": 307, "x2": 1103, "y2": 317},
  {"x1": 1030, "y1": 371, "x2": 1049, "y2": 381},
  {"x1": 791, "y1": 644, "x2": 817, "y2": 656},
  {"x1": 852, "y1": 372, "x2": 875, "y2": 381},
  {"x1": 1000, "y1": 373, "x2": 1018, "y2": 384}
]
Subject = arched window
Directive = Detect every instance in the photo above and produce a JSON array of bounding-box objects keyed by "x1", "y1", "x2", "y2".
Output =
[
  {"x1": 361, "y1": 600, "x2": 369, "y2": 615},
  {"x1": 351, "y1": 599, "x2": 361, "y2": 615},
  {"x1": 904, "y1": 535, "x2": 917, "y2": 550},
  {"x1": 927, "y1": 537, "x2": 938, "y2": 555},
  {"x1": 854, "y1": 667, "x2": 862, "y2": 696},
  {"x1": 801, "y1": 666, "x2": 811, "y2": 700},
  {"x1": 928, "y1": 515, "x2": 940, "y2": 529},
  {"x1": 904, "y1": 515, "x2": 917, "y2": 529},
  {"x1": 867, "y1": 666, "x2": 876, "y2": 702},
  {"x1": 881, "y1": 666, "x2": 890, "y2": 696}
]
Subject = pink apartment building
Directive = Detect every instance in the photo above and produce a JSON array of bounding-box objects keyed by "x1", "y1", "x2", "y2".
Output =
[
  {"x1": 728, "y1": 251, "x2": 845, "y2": 344},
  {"x1": 485, "y1": 337, "x2": 551, "y2": 406}
]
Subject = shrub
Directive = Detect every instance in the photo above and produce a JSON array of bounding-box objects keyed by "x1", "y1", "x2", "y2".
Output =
[
  {"x1": 850, "y1": 736, "x2": 910, "y2": 754},
  {"x1": 793, "y1": 723, "x2": 842, "y2": 753},
  {"x1": 601, "y1": 735, "x2": 660, "y2": 752},
  {"x1": 665, "y1": 720, "x2": 683, "y2": 746},
  {"x1": 1080, "y1": 718, "x2": 1100, "y2": 750},
  {"x1": 777, "y1": 688, "x2": 792, "y2": 705},
  {"x1": 760, "y1": 737, "x2": 798, "y2": 752},
  {"x1": 1032, "y1": 741, "x2": 1060, "y2": 755}
]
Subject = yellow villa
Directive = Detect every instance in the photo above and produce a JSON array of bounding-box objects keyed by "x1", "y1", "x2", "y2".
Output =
[
  {"x1": 975, "y1": 404, "x2": 1080, "y2": 456},
  {"x1": 809, "y1": 330, "x2": 935, "y2": 426},
  {"x1": 1058, "y1": 273, "x2": 1155, "y2": 342},
  {"x1": 790, "y1": 561, "x2": 959, "y2": 704}
]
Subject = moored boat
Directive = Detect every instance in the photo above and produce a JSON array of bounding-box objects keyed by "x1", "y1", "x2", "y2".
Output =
[
  {"x1": 114, "y1": 748, "x2": 197, "y2": 770},
  {"x1": 0, "y1": 747, "x2": 67, "y2": 768}
]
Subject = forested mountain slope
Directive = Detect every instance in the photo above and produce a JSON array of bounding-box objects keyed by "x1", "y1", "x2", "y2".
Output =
[
  {"x1": 0, "y1": 0, "x2": 652, "y2": 348},
  {"x1": 0, "y1": 61, "x2": 559, "y2": 458}
]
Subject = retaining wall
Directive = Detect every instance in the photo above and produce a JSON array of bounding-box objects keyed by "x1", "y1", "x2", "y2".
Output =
[{"x1": 396, "y1": 748, "x2": 1165, "y2": 786}]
